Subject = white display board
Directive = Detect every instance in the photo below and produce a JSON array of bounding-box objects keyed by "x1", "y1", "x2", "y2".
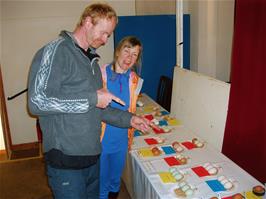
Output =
[{"x1": 171, "y1": 67, "x2": 230, "y2": 151}]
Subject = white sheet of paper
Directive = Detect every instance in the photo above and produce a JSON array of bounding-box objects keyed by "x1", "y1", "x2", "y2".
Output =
[{"x1": 135, "y1": 78, "x2": 144, "y2": 95}]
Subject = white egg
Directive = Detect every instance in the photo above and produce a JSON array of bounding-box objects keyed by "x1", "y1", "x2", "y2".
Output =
[
  {"x1": 179, "y1": 182, "x2": 186, "y2": 187},
  {"x1": 220, "y1": 179, "x2": 229, "y2": 185},
  {"x1": 172, "y1": 171, "x2": 180, "y2": 176},
  {"x1": 169, "y1": 167, "x2": 177, "y2": 173},
  {"x1": 181, "y1": 185, "x2": 190, "y2": 192},
  {"x1": 206, "y1": 165, "x2": 214, "y2": 171},
  {"x1": 208, "y1": 168, "x2": 218, "y2": 175},
  {"x1": 176, "y1": 154, "x2": 182, "y2": 159},
  {"x1": 196, "y1": 142, "x2": 204, "y2": 147},
  {"x1": 185, "y1": 189, "x2": 194, "y2": 196},
  {"x1": 176, "y1": 147, "x2": 184, "y2": 152},
  {"x1": 224, "y1": 182, "x2": 233, "y2": 190},
  {"x1": 218, "y1": 175, "x2": 226, "y2": 181},
  {"x1": 194, "y1": 140, "x2": 199, "y2": 145},
  {"x1": 157, "y1": 138, "x2": 163, "y2": 143},
  {"x1": 174, "y1": 174, "x2": 183, "y2": 181},
  {"x1": 204, "y1": 163, "x2": 211, "y2": 168},
  {"x1": 137, "y1": 101, "x2": 144, "y2": 107}
]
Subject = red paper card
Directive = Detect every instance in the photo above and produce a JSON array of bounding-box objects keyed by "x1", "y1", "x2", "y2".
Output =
[
  {"x1": 181, "y1": 141, "x2": 197, "y2": 149},
  {"x1": 191, "y1": 166, "x2": 210, "y2": 177},
  {"x1": 164, "y1": 156, "x2": 181, "y2": 166},
  {"x1": 144, "y1": 114, "x2": 154, "y2": 121},
  {"x1": 144, "y1": 138, "x2": 158, "y2": 145},
  {"x1": 153, "y1": 127, "x2": 165, "y2": 134}
]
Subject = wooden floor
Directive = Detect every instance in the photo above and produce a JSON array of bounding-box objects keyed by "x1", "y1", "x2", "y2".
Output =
[{"x1": 0, "y1": 151, "x2": 131, "y2": 199}]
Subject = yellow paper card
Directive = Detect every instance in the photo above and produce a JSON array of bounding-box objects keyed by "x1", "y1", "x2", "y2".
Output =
[
  {"x1": 143, "y1": 105, "x2": 154, "y2": 113},
  {"x1": 245, "y1": 191, "x2": 262, "y2": 199},
  {"x1": 138, "y1": 148, "x2": 153, "y2": 157},
  {"x1": 168, "y1": 119, "x2": 182, "y2": 126},
  {"x1": 159, "y1": 172, "x2": 176, "y2": 183}
]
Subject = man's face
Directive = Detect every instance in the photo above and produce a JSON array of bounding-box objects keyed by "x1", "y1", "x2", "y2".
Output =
[{"x1": 86, "y1": 17, "x2": 116, "y2": 49}]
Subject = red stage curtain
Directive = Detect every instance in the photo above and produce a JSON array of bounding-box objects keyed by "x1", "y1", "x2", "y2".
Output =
[{"x1": 222, "y1": 0, "x2": 266, "y2": 183}]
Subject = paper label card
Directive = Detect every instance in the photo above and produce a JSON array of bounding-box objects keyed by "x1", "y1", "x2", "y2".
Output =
[
  {"x1": 160, "y1": 111, "x2": 169, "y2": 116},
  {"x1": 144, "y1": 138, "x2": 158, "y2": 145},
  {"x1": 153, "y1": 127, "x2": 165, "y2": 134},
  {"x1": 192, "y1": 166, "x2": 210, "y2": 177},
  {"x1": 206, "y1": 180, "x2": 226, "y2": 192},
  {"x1": 161, "y1": 146, "x2": 176, "y2": 154},
  {"x1": 144, "y1": 114, "x2": 154, "y2": 121},
  {"x1": 164, "y1": 156, "x2": 181, "y2": 166},
  {"x1": 182, "y1": 141, "x2": 197, "y2": 150},
  {"x1": 159, "y1": 172, "x2": 176, "y2": 183},
  {"x1": 143, "y1": 106, "x2": 154, "y2": 113},
  {"x1": 167, "y1": 119, "x2": 182, "y2": 126},
  {"x1": 245, "y1": 191, "x2": 262, "y2": 199},
  {"x1": 138, "y1": 148, "x2": 154, "y2": 157},
  {"x1": 159, "y1": 120, "x2": 168, "y2": 126},
  {"x1": 134, "y1": 130, "x2": 142, "y2": 137}
]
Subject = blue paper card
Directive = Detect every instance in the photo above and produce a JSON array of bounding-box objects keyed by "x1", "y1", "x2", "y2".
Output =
[
  {"x1": 161, "y1": 146, "x2": 176, "y2": 154},
  {"x1": 159, "y1": 120, "x2": 168, "y2": 126},
  {"x1": 161, "y1": 111, "x2": 169, "y2": 116},
  {"x1": 134, "y1": 130, "x2": 141, "y2": 137},
  {"x1": 205, "y1": 180, "x2": 226, "y2": 192}
]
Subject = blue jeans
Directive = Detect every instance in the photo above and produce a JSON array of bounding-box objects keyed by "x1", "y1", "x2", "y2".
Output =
[{"x1": 46, "y1": 159, "x2": 99, "y2": 199}]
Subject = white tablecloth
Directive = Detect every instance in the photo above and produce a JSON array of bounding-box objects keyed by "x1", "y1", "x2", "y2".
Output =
[{"x1": 122, "y1": 94, "x2": 264, "y2": 199}]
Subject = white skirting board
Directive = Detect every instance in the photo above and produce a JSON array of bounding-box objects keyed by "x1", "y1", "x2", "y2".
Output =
[{"x1": 171, "y1": 67, "x2": 230, "y2": 151}]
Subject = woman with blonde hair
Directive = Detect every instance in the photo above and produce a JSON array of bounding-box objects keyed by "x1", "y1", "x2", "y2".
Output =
[{"x1": 100, "y1": 36, "x2": 143, "y2": 199}]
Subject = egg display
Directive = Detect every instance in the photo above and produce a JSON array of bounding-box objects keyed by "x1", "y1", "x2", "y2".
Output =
[
  {"x1": 169, "y1": 167, "x2": 184, "y2": 182},
  {"x1": 217, "y1": 176, "x2": 234, "y2": 190},
  {"x1": 174, "y1": 181, "x2": 195, "y2": 198},
  {"x1": 161, "y1": 125, "x2": 171, "y2": 133},
  {"x1": 192, "y1": 138, "x2": 205, "y2": 148},
  {"x1": 172, "y1": 141, "x2": 184, "y2": 152},
  {"x1": 203, "y1": 162, "x2": 219, "y2": 175},
  {"x1": 175, "y1": 154, "x2": 189, "y2": 165}
]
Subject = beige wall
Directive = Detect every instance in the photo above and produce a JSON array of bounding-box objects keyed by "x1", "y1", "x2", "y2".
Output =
[
  {"x1": 136, "y1": 0, "x2": 175, "y2": 15},
  {"x1": 185, "y1": 0, "x2": 234, "y2": 82},
  {"x1": 1, "y1": 0, "x2": 135, "y2": 146},
  {"x1": 0, "y1": 0, "x2": 234, "y2": 147}
]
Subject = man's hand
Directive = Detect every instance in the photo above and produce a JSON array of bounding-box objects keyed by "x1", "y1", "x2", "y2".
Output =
[
  {"x1": 96, "y1": 88, "x2": 125, "y2": 108},
  {"x1": 130, "y1": 116, "x2": 151, "y2": 133}
]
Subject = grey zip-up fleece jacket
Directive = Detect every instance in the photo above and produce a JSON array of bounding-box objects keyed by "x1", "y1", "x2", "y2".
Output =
[{"x1": 28, "y1": 31, "x2": 132, "y2": 156}]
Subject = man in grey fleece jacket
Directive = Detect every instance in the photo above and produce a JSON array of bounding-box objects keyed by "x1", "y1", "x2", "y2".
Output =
[{"x1": 27, "y1": 3, "x2": 150, "y2": 199}]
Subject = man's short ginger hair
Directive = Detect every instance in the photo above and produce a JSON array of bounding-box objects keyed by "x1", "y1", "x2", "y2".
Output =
[{"x1": 77, "y1": 3, "x2": 118, "y2": 27}]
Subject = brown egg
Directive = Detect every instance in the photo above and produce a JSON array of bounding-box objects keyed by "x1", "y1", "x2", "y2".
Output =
[
  {"x1": 151, "y1": 147, "x2": 161, "y2": 156},
  {"x1": 192, "y1": 138, "x2": 198, "y2": 144},
  {"x1": 179, "y1": 157, "x2": 187, "y2": 165},
  {"x1": 232, "y1": 193, "x2": 244, "y2": 199},
  {"x1": 209, "y1": 197, "x2": 219, "y2": 199},
  {"x1": 174, "y1": 188, "x2": 186, "y2": 197},
  {"x1": 253, "y1": 185, "x2": 265, "y2": 196},
  {"x1": 172, "y1": 141, "x2": 180, "y2": 148}
]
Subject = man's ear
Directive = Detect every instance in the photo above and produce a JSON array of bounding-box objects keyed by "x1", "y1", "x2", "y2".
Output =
[{"x1": 84, "y1": 16, "x2": 93, "y2": 28}]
